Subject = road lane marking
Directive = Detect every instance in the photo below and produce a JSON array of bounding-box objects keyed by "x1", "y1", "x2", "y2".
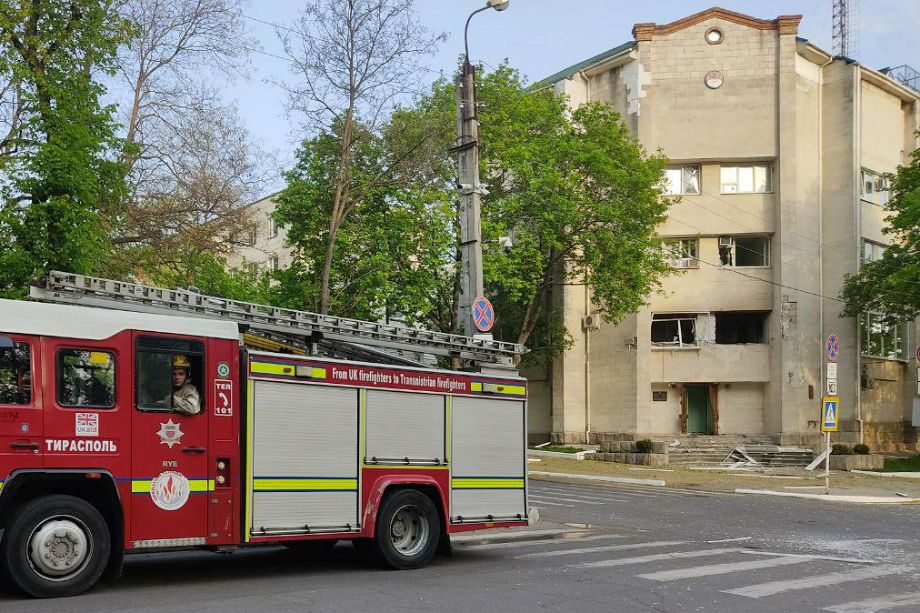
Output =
[
  {"x1": 451, "y1": 528, "x2": 585, "y2": 543},
  {"x1": 517, "y1": 540, "x2": 688, "y2": 559},
  {"x1": 722, "y1": 565, "x2": 914, "y2": 599},
  {"x1": 823, "y1": 592, "x2": 920, "y2": 613},
  {"x1": 637, "y1": 555, "x2": 810, "y2": 581},
  {"x1": 707, "y1": 537, "x2": 752, "y2": 543},
  {"x1": 528, "y1": 488, "x2": 634, "y2": 502},
  {"x1": 528, "y1": 500, "x2": 574, "y2": 508},
  {"x1": 738, "y1": 550, "x2": 876, "y2": 564},
  {"x1": 528, "y1": 495, "x2": 606, "y2": 505},
  {"x1": 461, "y1": 534, "x2": 626, "y2": 551},
  {"x1": 574, "y1": 547, "x2": 744, "y2": 569}
]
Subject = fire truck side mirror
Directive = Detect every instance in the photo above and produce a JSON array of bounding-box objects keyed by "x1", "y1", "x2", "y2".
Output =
[{"x1": 0, "y1": 335, "x2": 14, "y2": 349}]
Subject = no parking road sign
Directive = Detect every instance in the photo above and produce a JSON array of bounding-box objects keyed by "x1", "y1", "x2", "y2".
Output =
[
  {"x1": 822, "y1": 396, "x2": 839, "y2": 432},
  {"x1": 473, "y1": 296, "x2": 495, "y2": 332},
  {"x1": 825, "y1": 334, "x2": 841, "y2": 362}
]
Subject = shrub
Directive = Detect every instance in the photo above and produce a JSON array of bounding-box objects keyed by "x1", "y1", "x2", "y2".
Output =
[
  {"x1": 635, "y1": 439, "x2": 654, "y2": 454},
  {"x1": 832, "y1": 443, "x2": 852, "y2": 455},
  {"x1": 853, "y1": 443, "x2": 870, "y2": 455}
]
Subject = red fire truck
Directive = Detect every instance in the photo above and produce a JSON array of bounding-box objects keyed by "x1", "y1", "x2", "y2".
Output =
[{"x1": 0, "y1": 272, "x2": 531, "y2": 598}]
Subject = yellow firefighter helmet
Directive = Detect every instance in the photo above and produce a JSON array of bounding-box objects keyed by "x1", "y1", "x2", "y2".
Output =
[{"x1": 172, "y1": 355, "x2": 191, "y2": 369}]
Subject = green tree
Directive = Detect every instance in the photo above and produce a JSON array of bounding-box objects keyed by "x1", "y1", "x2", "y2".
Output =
[
  {"x1": 841, "y1": 141, "x2": 920, "y2": 322},
  {"x1": 274, "y1": 119, "x2": 456, "y2": 322},
  {"x1": 0, "y1": 0, "x2": 127, "y2": 297}
]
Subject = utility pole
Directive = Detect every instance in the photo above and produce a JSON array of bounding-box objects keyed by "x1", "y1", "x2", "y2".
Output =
[
  {"x1": 454, "y1": 0, "x2": 509, "y2": 338},
  {"x1": 455, "y1": 61, "x2": 485, "y2": 338}
]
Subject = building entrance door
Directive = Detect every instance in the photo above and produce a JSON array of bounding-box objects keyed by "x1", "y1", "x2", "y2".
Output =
[{"x1": 686, "y1": 385, "x2": 713, "y2": 434}]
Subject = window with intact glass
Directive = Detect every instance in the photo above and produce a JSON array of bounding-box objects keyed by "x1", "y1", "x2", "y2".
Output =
[
  {"x1": 860, "y1": 313, "x2": 906, "y2": 360},
  {"x1": 861, "y1": 240, "x2": 887, "y2": 264},
  {"x1": 58, "y1": 349, "x2": 116, "y2": 408},
  {"x1": 720, "y1": 163, "x2": 772, "y2": 193},
  {"x1": 0, "y1": 341, "x2": 31, "y2": 405}
]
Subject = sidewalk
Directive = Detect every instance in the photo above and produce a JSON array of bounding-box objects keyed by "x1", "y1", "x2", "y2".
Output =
[{"x1": 528, "y1": 455, "x2": 920, "y2": 503}]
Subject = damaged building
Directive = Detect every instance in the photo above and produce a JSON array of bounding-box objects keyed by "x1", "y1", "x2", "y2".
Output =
[{"x1": 527, "y1": 7, "x2": 920, "y2": 452}]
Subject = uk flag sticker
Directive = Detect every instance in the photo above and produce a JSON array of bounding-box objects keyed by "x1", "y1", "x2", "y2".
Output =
[{"x1": 75, "y1": 413, "x2": 99, "y2": 438}]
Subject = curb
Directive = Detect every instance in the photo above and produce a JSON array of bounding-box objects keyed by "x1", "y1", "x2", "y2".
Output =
[
  {"x1": 735, "y1": 488, "x2": 920, "y2": 504},
  {"x1": 528, "y1": 450, "x2": 596, "y2": 461},
  {"x1": 530, "y1": 470, "x2": 666, "y2": 487},
  {"x1": 851, "y1": 470, "x2": 920, "y2": 479}
]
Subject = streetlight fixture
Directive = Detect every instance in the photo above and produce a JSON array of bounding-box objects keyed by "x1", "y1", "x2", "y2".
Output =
[{"x1": 456, "y1": 1, "x2": 510, "y2": 340}]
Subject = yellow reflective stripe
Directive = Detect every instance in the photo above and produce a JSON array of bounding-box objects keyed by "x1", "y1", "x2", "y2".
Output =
[
  {"x1": 452, "y1": 478, "x2": 525, "y2": 489},
  {"x1": 253, "y1": 478, "x2": 357, "y2": 491},
  {"x1": 470, "y1": 382, "x2": 483, "y2": 392},
  {"x1": 482, "y1": 383, "x2": 526, "y2": 396},
  {"x1": 0, "y1": 481, "x2": 4, "y2": 494},
  {"x1": 131, "y1": 479, "x2": 212, "y2": 493},
  {"x1": 250, "y1": 360, "x2": 327, "y2": 380}
]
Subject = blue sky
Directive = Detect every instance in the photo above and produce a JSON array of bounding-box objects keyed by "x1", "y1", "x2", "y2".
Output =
[{"x1": 226, "y1": 1, "x2": 920, "y2": 188}]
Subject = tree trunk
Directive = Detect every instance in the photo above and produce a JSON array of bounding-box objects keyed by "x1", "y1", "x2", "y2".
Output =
[{"x1": 319, "y1": 102, "x2": 356, "y2": 314}]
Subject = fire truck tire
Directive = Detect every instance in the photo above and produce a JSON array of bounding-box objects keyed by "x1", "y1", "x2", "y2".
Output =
[
  {"x1": 1, "y1": 495, "x2": 111, "y2": 598},
  {"x1": 373, "y1": 490, "x2": 440, "y2": 570}
]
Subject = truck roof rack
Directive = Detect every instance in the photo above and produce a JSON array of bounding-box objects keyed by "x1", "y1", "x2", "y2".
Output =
[{"x1": 30, "y1": 271, "x2": 525, "y2": 368}]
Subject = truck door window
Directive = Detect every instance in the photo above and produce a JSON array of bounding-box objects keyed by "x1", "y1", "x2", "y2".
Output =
[
  {"x1": 57, "y1": 349, "x2": 116, "y2": 408},
  {"x1": 135, "y1": 336, "x2": 204, "y2": 415},
  {"x1": 0, "y1": 339, "x2": 31, "y2": 405}
]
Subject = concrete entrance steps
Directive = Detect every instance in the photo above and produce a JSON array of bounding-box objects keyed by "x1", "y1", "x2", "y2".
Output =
[{"x1": 661, "y1": 435, "x2": 813, "y2": 467}]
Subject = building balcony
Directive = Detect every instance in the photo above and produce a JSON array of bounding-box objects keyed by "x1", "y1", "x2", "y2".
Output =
[{"x1": 649, "y1": 342, "x2": 770, "y2": 383}]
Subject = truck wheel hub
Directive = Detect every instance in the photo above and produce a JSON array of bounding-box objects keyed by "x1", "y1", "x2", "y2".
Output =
[{"x1": 29, "y1": 518, "x2": 92, "y2": 579}]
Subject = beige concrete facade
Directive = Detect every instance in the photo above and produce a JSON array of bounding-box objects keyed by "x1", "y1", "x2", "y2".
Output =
[
  {"x1": 536, "y1": 8, "x2": 920, "y2": 451},
  {"x1": 226, "y1": 192, "x2": 294, "y2": 273}
]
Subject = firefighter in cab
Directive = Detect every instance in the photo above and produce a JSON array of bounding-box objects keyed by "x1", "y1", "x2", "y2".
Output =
[{"x1": 170, "y1": 354, "x2": 201, "y2": 415}]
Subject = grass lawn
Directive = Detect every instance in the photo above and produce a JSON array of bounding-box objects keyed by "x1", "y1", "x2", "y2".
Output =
[
  {"x1": 530, "y1": 445, "x2": 585, "y2": 454},
  {"x1": 881, "y1": 455, "x2": 920, "y2": 472}
]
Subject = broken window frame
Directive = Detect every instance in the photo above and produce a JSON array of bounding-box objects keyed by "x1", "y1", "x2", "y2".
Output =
[
  {"x1": 720, "y1": 163, "x2": 773, "y2": 194},
  {"x1": 662, "y1": 165, "x2": 701, "y2": 196},
  {"x1": 662, "y1": 238, "x2": 700, "y2": 269},
  {"x1": 860, "y1": 169, "x2": 890, "y2": 206},
  {"x1": 651, "y1": 314, "x2": 699, "y2": 348},
  {"x1": 714, "y1": 311, "x2": 768, "y2": 345},
  {"x1": 718, "y1": 236, "x2": 771, "y2": 268}
]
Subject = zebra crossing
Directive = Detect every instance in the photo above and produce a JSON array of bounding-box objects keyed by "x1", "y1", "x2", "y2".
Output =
[{"x1": 454, "y1": 526, "x2": 919, "y2": 612}]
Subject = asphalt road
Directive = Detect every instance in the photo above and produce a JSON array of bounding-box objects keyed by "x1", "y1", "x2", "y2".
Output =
[{"x1": 2, "y1": 479, "x2": 919, "y2": 612}]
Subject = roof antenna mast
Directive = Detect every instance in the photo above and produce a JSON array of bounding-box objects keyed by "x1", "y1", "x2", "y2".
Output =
[{"x1": 832, "y1": 0, "x2": 850, "y2": 57}]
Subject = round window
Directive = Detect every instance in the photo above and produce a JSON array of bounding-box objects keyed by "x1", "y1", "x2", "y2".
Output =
[{"x1": 705, "y1": 28, "x2": 724, "y2": 44}]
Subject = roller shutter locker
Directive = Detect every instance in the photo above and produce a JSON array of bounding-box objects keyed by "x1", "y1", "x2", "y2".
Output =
[
  {"x1": 250, "y1": 381, "x2": 358, "y2": 533},
  {"x1": 450, "y1": 396, "x2": 526, "y2": 522},
  {"x1": 365, "y1": 390, "x2": 446, "y2": 464}
]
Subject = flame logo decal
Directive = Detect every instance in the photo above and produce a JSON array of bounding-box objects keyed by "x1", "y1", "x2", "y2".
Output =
[{"x1": 150, "y1": 471, "x2": 190, "y2": 511}]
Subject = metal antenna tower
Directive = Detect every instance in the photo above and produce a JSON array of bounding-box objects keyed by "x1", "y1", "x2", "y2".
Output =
[{"x1": 832, "y1": 0, "x2": 850, "y2": 57}]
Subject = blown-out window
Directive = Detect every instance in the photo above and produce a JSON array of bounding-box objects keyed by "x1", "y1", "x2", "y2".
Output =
[
  {"x1": 651, "y1": 314, "x2": 698, "y2": 348},
  {"x1": 662, "y1": 165, "x2": 701, "y2": 195},
  {"x1": 663, "y1": 238, "x2": 699, "y2": 269}
]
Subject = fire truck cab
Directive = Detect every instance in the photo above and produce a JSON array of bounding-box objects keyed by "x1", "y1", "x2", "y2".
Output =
[{"x1": 0, "y1": 291, "x2": 529, "y2": 598}]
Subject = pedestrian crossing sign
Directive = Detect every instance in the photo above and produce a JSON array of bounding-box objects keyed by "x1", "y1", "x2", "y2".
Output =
[{"x1": 822, "y1": 396, "x2": 839, "y2": 432}]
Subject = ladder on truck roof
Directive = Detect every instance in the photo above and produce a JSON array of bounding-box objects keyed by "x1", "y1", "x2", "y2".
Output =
[{"x1": 29, "y1": 271, "x2": 524, "y2": 369}]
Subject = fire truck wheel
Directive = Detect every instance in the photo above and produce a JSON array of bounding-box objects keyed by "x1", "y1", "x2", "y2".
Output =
[
  {"x1": 374, "y1": 490, "x2": 440, "y2": 570},
  {"x1": 1, "y1": 495, "x2": 111, "y2": 598}
]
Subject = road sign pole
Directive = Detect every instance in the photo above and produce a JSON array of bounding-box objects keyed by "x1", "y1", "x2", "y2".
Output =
[{"x1": 824, "y1": 431, "x2": 830, "y2": 495}]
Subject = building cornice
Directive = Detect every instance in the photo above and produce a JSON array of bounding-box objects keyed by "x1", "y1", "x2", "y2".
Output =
[{"x1": 632, "y1": 7, "x2": 801, "y2": 41}]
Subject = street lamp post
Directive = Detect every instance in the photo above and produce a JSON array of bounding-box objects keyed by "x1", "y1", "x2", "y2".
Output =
[{"x1": 456, "y1": 0, "x2": 509, "y2": 339}]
